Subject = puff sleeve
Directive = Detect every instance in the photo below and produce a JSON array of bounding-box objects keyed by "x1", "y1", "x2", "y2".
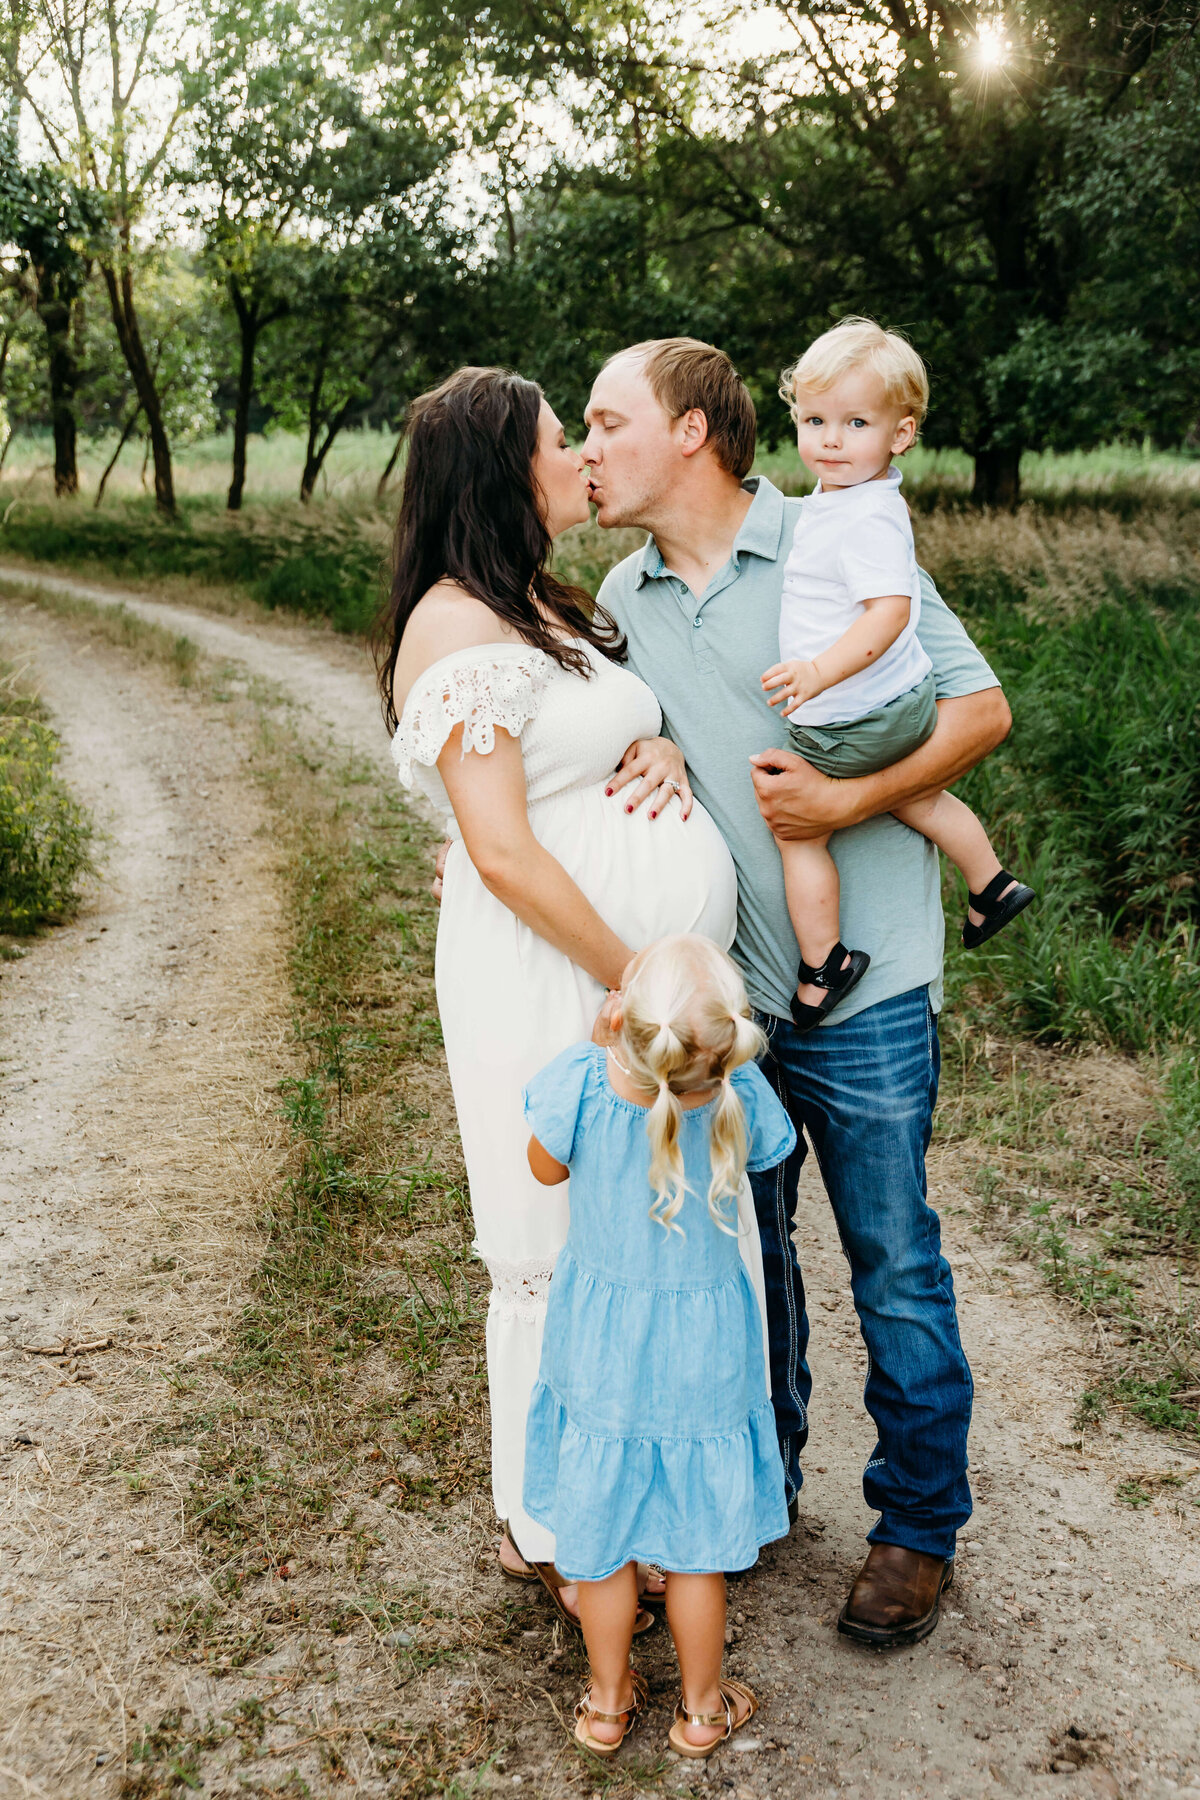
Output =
[
  {"x1": 391, "y1": 647, "x2": 554, "y2": 787},
  {"x1": 732, "y1": 1061, "x2": 798, "y2": 1173},
  {"x1": 522, "y1": 1041, "x2": 597, "y2": 1166}
]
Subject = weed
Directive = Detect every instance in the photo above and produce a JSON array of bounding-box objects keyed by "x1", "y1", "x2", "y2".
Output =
[
  {"x1": 1111, "y1": 1377, "x2": 1200, "y2": 1435},
  {"x1": 157, "y1": 1594, "x2": 277, "y2": 1670},
  {"x1": 1116, "y1": 1479, "x2": 1152, "y2": 1507},
  {"x1": 1073, "y1": 1389, "x2": 1108, "y2": 1429},
  {"x1": 0, "y1": 655, "x2": 93, "y2": 932},
  {"x1": 123, "y1": 1709, "x2": 230, "y2": 1798},
  {"x1": 1151, "y1": 1052, "x2": 1200, "y2": 1243}
]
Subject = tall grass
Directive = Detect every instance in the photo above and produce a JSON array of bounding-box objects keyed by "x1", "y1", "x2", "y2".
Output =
[
  {"x1": 0, "y1": 656, "x2": 93, "y2": 934},
  {"x1": 935, "y1": 521, "x2": 1200, "y2": 1055}
]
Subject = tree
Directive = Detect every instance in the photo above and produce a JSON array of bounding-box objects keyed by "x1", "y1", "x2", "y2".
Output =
[
  {"x1": 184, "y1": 3, "x2": 351, "y2": 509},
  {"x1": 0, "y1": 151, "x2": 105, "y2": 494},
  {"x1": 402, "y1": 0, "x2": 1198, "y2": 505},
  {"x1": 79, "y1": 258, "x2": 217, "y2": 503},
  {"x1": 6, "y1": 0, "x2": 194, "y2": 512}
]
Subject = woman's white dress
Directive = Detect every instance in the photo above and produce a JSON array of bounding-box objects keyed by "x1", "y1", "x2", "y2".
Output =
[{"x1": 393, "y1": 637, "x2": 755, "y2": 1561}]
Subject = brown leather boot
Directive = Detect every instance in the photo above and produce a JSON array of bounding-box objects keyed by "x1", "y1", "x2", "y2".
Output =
[{"x1": 837, "y1": 1543, "x2": 954, "y2": 1647}]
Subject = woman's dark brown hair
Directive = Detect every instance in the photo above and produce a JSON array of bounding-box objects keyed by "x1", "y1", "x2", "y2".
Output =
[{"x1": 376, "y1": 366, "x2": 625, "y2": 733}]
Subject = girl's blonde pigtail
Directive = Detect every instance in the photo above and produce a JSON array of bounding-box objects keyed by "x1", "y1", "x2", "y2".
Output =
[
  {"x1": 646, "y1": 1079, "x2": 686, "y2": 1232},
  {"x1": 644, "y1": 1021, "x2": 688, "y2": 1232},
  {"x1": 706, "y1": 1074, "x2": 748, "y2": 1236}
]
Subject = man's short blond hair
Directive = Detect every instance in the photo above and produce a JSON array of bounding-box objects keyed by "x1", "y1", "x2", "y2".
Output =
[
  {"x1": 780, "y1": 317, "x2": 929, "y2": 430},
  {"x1": 606, "y1": 338, "x2": 757, "y2": 479}
]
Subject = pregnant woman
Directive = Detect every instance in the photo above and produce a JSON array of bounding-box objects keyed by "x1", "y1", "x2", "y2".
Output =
[{"x1": 377, "y1": 366, "x2": 744, "y2": 1618}]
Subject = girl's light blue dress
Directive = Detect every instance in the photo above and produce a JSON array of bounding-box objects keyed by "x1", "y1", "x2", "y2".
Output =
[{"x1": 522, "y1": 1041, "x2": 796, "y2": 1583}]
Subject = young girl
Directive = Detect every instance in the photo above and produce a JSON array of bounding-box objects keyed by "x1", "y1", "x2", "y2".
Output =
[
  {"x1": 521, "y1": 934, "x2": 795, "y2": 1759},
  {"x1": 762, "y1": 316, "x2": 1035, "y2": 1031}
]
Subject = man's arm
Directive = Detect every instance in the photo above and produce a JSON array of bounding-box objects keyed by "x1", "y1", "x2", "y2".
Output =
[{"x1": 750, "y1": 687, "x2": 1012, "y2": 842}]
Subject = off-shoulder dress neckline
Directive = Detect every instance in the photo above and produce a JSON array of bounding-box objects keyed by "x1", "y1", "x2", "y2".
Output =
[{"x1": 396, "y1": 634, "x2": 589, "y2": 727}]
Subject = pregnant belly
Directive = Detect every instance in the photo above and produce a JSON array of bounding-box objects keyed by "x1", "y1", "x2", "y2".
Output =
[{"x1": 532, "y1": 783, "x2": 738, "y2": 954}]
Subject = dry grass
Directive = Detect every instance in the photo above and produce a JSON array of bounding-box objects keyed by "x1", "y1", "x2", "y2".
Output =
[
  {"x1": 916, "y1": 505, "x2": 1200, "y2": 619},
  {"x1": 935, "y1": 1034, "x2": 1200, "y2": 1440}
]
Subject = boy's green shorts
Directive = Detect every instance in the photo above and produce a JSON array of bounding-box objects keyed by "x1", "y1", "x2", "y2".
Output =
[{"x1": 786, "y1": 670, "x2": 937, "y2": 778}]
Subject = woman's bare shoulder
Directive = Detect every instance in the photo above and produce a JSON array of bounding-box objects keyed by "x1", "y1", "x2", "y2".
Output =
[{"x1": 395, "y1": 583, "x2": 521, "y2": 698}]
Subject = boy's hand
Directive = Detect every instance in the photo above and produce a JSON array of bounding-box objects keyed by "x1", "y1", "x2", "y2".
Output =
[{"x1": 762, "y1": 658, "x2": 825, "y2": 716}]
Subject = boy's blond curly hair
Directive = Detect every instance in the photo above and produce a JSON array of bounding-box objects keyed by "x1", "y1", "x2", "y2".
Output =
[{"x1": 781, "y1": 316, "x2": 930, "y2": 431}]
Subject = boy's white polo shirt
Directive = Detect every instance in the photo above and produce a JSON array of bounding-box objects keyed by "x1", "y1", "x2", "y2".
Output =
[{"x1": 779, "y1": 466, "x2": 933, "y2": 727}]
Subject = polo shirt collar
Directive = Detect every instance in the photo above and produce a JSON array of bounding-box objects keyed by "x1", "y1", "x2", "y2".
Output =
[{"x1": 633, "y1": 476, "x2": 788, "y2": 588}]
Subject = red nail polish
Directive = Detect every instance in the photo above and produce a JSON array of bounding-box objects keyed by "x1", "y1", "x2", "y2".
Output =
[
  {"x1": 650, "y1": 811, "x2": 656, "y2": 819},
  {"x1": 605, "y1": 788, "x2": 612, "y2": 796}
]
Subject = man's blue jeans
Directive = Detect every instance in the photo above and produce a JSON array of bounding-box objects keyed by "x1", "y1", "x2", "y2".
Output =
[{"x1": 749, "y1": 986, "x2": 973, "y2": 1561}]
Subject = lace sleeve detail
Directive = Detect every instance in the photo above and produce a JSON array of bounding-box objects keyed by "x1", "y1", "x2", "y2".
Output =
[{"x1": 391, "y1": 649, "x2": 554, "y2": 787}]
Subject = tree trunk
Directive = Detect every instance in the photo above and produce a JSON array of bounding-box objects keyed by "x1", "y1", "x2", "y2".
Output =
[
  {"x1": 94, "y1": 401, "x2": 143, "y2": 506},
  {"x1": 99, "y1": 251, "x2": 176, "y2": 515},
  {"x1": 35, "y1": 272, "x2": 79, "y2": 498},
  {"x1": 376, "y1": 427, "x2": 405, "y2": 500},
  {"x1": 971, "y1": 445, "x2": 1021, "y2": 510},
  {"x1": 300, "y1": 401, "x2": 354, "y2": 504},
  {"x1": 299, "y1": 348, "x2": 333, "y2": 503},
  {"x1": 228, "y1": 292, "x2": 258, "y2": 513}
]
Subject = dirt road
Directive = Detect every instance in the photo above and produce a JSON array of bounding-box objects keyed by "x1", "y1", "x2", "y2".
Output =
[{"x1": 0, "y1": 564, "x2": 1197, "y2": 1800}]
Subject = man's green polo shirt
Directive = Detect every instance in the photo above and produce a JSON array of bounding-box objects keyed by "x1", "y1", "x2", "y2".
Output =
[{"x1": 596, "y1": 476, "x2": 1000, "y2": 1024}]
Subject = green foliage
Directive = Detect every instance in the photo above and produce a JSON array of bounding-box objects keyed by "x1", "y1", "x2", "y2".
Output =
[
  {"x1": 1112, "y1": 1378, "x2": 1200, "y2": 1436},
  {"x1": 0, "y1": 497, "x2": 388, "y2": 632},
  {"x1": 1151, "y1": 1053, "x2": 1200, "y2": 1242},
  {"x1": 0, "y1": 660, "x2": 92, "y2": 933},
  {"x1": 944, "y1": 592, "x2": 1200, "y2": 1053}
]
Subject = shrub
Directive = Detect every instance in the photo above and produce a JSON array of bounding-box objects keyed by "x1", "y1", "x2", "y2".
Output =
[{"x1": 0, "y1": 665, "x2": 93, "y2": 933}]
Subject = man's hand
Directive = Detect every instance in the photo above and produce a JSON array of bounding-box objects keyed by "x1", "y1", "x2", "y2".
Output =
[
  {"x1": 606, "y1": 736, "x2": 694, "y2": 820},
  {"x1": 751, "y1": 688, "x2": 1013, "y2": 842},
  {"x1": 432, "y1": 838, "x2": 451, "y2": 900},
  {"x1": 761, "y1": 657, "x2": 824, "y2": 715},
  {"x1": 750, "y1": 748, "x2": 843, "y2": 840}
]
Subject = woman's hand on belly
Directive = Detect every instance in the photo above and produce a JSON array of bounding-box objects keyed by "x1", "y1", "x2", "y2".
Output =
[{"x1": 606, "y1": 735, "x2": 693, "y2": 821}]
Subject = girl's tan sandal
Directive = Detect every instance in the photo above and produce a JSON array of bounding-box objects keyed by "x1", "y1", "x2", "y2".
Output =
[
  {"x1": 497, "y1": 1522, "x2": 539, "y2": 1584},
  {"x1": 532, "y1": 1562, "x2": 655, "y2": 1635},
  {"x1": 667, "y1": 1678, "x2": 758, "y2": 1759},
  {"x1": 574, "y1": 1670, "x2": 648, "y2": 1757}
]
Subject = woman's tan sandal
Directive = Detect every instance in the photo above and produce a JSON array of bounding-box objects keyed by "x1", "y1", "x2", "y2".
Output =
[
  {"x1": 497, "y1": 1522, "x2": 539, "y2": 1584},
  {"x1": 532, "y1": 1562, "x2": 655, "y2": 1635},
  {"x1": 668, "y1": 1678, "x2": 758, "y2": 1759},
  {"x1": 574, "y1": 1670, "x2": 648, "y2": 1756}
]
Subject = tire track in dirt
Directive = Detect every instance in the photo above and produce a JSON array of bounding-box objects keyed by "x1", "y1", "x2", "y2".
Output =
[
  {"x1": 0, "y1": 567, "x2": 1198, "y2": 1799},
  {"x1": 0, "y1": 598, "x2": 292, "y2": 1794},
  {"x1": 0, "y1": 564, "x2": 389, "y2": 775}
]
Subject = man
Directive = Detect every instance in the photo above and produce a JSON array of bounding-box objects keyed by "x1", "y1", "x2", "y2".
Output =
[{"x1": 586, "y1": 337, "x2": 1010, "y2": 1648}]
